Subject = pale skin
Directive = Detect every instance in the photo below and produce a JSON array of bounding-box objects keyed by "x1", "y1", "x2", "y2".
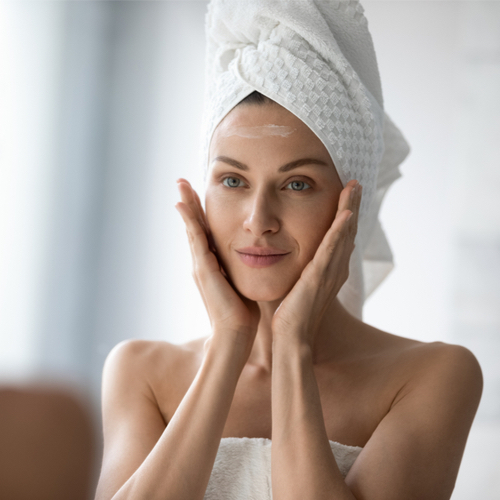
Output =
[{"x1": 95, "y1": 102, "x2": 483, "y2": 500}]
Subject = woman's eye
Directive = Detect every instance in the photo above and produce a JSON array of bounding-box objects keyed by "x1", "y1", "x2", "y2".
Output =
[
  {"x1": 286, "y1": 180, "x2": 311, "y2": 191},
  {"x1": 221, "y1": 177, "x2": 310, "y2": 191},
  {"x1": 222, "y1": 177, "x2": 244, "y2": 188}
]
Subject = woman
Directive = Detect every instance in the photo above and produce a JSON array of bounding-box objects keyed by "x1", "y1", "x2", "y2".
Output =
[{"x1": 95, "y1": 2, "x2": 482, "y2": 499}]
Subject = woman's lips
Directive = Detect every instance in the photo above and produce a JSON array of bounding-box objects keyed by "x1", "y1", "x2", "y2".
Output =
[{"x1": 237, "y1": 253, "x2": 289, "y2": 268}]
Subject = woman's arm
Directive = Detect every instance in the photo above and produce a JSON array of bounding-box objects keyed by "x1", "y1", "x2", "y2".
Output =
[
  {"x1": 270, "y1": 180, "x2": 360, "y2": 500},
  {"x1": 271, "y1": 336, "x2": 357, "y2": 500},
  {"x1": 269, "y1": 180, "x2": 482, "y2": 499},
  {"x1": 96, "y1": 178, "x2": 260, "y2": 500},
  {"x1": 345, "y1": 342, "x2": 482, "y2": 500},
  {"x1": 270, "y1": 339, "x2": 482, "y2": 500},
  {"x1": 95, "y1": 335, "x2": 249, "y2": 500}
]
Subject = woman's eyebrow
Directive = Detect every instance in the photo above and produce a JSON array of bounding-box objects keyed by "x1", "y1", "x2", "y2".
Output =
[{"x1": 212, "y1": 155, "x2": 328, "y2": 172}]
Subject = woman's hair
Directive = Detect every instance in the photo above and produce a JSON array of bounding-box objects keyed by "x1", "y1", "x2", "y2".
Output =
[{"x1": 237, "y1": 90, "x2": 275, "y2": 107}]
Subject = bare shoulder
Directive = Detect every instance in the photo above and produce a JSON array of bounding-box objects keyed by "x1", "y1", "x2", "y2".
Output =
[
  {"x1": 392, "y1": 340, "x2": 483, "y2": 393},
  {"x1": 362, "y1": 325, "x2": 482, "y2": 389},
  {"x1": 103, "y1": 336, "x2": 209, "y2": 422},
  {"x1": 104, "y1": 339, "x2": 173, "y2": 384},
  {"x1": 104, "y1": 336, "x2": 207, "y2": 380},
  {"x1": 411, "y1": 341, "x2": 482, "y2": 405},
  {"x1": 413, "y1": 340, "x2": 482, "y2": 373},
  {"x1": 353, "y1": 325, "x2": 483, "y2": 423},
  {"x1": 370, "y1": 334, "x2": 484, "y2": 422},
  {"x1": 345, "y1": 335, "x2": 483, "y2": 499},
  {"x1": 97, "y1": 336, "x2": 209, "y2": 498}
]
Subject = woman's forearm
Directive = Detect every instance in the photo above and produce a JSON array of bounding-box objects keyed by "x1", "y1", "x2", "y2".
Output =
[
  {"x1": 271, "y1": 335, "x2": 356, "y2": 500},
  {"x1": 111, "y1": 333, "x2": 248, "y2": 500}
]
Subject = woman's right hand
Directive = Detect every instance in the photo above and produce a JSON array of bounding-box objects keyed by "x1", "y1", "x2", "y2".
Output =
[{"x1": 175, "y1": 178, "x2": 260, "y2": 354}]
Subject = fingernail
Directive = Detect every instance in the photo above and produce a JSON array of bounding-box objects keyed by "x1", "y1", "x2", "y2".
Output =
[{"x1": 346, "y1": 211, "x2": 354, "y2": 221}]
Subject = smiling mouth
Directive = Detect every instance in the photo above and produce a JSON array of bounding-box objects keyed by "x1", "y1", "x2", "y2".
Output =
[
  {"x1": 237, "y1": 251, "x2": 288, "y2": 256},
  {"x1": 236, "y1": 246, "x2": 289, "y2": 256},
  {"x1": 236, "y1": 251, "x2": 290, "y2": 268}
]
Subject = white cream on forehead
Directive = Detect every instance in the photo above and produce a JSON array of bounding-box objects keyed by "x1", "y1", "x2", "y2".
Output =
[{"x1": 218, "y1": 124, "x2": 297, "y2": 139}]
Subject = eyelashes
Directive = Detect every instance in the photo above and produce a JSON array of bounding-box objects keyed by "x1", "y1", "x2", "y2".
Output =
[
  {"x1": 222, "y1": 177, "x2": 244, "y2": 188},
  {"x1": 221, "y1": 176, "x2": 312, "y2": 192},
  {"x1": 287, "y1": 180, "x2": 311, "y2": 191}
]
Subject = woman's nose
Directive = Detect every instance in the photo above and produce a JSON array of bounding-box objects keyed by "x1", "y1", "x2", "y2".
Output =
[{"x1": 242, "y1": 191, "x2": 280, "y2": 236}]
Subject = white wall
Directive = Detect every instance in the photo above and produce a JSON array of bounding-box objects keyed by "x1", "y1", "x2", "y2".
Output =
[
  {"x1": 0, "y1": 1, "x2": 65, "y2": 379},
  {"x1": 362, "y1": 3, "x2": 500, "y2": 497}
]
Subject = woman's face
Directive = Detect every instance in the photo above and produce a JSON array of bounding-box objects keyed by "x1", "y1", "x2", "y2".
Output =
[{"x1": 205, "y1": 102, "x2": 343, "y2": 302}]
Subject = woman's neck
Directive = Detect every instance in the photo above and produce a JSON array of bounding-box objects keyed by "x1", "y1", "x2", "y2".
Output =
[{"x1": 246, "y1": 297, "x2": 360, "y2": 372}]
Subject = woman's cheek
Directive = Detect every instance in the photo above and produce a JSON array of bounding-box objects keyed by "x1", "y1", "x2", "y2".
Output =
[
  {"x1": 288, "y1": 203, "x2": 334, "y2": 259},
  {"x1": 205, "y1": 191, "x2": 238, "y2": 257}
]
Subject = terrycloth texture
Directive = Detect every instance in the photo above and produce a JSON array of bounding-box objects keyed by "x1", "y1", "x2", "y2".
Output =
[
  {"x1": 204, "y1": 437, "x2": 363, "y2": 500},
  {"x1": 200, "y1": 0, "x2": 410, "y2": 320}
]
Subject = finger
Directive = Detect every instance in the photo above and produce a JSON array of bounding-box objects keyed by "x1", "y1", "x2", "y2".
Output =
[
  {"x1": 349, "y1": 183, "x2": 362, "y2": 241},
  {"x1": 310, "y1": 208, "x2": 353, "y2": 272},
  {"x1": 336, "y1": 180, "x2": 361, "y2": 241},
  {"x1": 175, "y1": 201, "x2": 207, "y2": 288},
  {"x1": 178, "y1": 180, "x2": 227, "y2": 274},
  {"x1": 191, "y1": 187, "x2": 217, "y2": 254},
  {"x1": 177, "y1": 179, "x2": 206, "y2": 232},
  {"x1": 175, "y1": 201, "x2": 220, "y2": 276},
  {"x1": 190, "y1": 187, "x2": 208, "y2": 229},
  {"x1": 175, "y1": 199, "x2": 232, "y2": 304},
  {"x1": 333, "y1": 182, "x2": 356, "y2": 234},
  {"x1": 337, "y1": 180, "x2": 358, "y2": 214},
  {"x1": 175, "y1": 201, "x2": 221, "y2": 317},
  {"x1": 188, "y1": 183, "x2": 210, "y2": 236},
  {"x1": 178, "y1": 180, "x2": 222, "y2": 264},
  {"x1": 176, "y1": 180, "x2": 213, "y2": 248},
  {"x1": 176, "y1": 181, "x2": 202, "y2": 266},
  {"x1": 301, "y1": 216, "x2": 352, "y2": 297},
  {"x1": 355, "y1": 184, "x2": 362, "y2": 234},
  {"x1": 298, "y1": 182, "x2": 358, "y2": 288}
]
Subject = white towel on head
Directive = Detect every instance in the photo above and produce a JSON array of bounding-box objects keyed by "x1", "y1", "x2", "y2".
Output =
[{"x1": 200, "y1": 0, "x2": 410, "y2": 319}]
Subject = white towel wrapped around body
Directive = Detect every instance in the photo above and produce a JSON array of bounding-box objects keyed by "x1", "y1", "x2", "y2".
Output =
[
  {"x1": 200, "y1": 0, "x2": 410, "y2": 319},
  {"x1": 204, "y1": 437, "x2": 362, "y2": 500}
]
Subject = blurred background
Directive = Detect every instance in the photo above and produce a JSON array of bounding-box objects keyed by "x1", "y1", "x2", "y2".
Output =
[{"x1": 0, "y1": 0, "x2": 498, "y2": 497}]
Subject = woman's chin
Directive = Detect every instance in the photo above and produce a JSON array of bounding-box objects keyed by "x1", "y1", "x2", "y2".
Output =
[
  {"x1": 242, "y1": 292, "x2": 283, "y2": 303},
  {"x1": 233, "y1": 280, "x2": 293, "y2": 303}
]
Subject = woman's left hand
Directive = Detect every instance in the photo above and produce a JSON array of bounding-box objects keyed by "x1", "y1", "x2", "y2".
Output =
[{"x1": 271, "y1": 180, "x2": 362, "y2": 347}]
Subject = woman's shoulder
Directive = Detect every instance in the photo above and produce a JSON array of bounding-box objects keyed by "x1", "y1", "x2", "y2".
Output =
[
  {"x1": 360, "y1": 323, "x2": 479, "y2": 368},
  {"x1": 350, "y1": 329, "x2": 483, "y2": 448},
  {"x1": 383, "y1": 331, "x2": 481, "y2": 376},
  {"x1": 366, "y1": 328, "x2": 483, "y2": 404},
  {"x1": 102, "y1": 337, "x2": 210, "y2": 424},
  {"x1": 104, "y1": 336, "x2": 208, "y2": 379},
  {"x1": 403, "y1": 340, "x2": 483, "y2": 395}
]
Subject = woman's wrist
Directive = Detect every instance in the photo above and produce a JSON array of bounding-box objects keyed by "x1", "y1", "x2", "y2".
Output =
[
  {"x1": 273, "y1": 332, "x2": 311, "y2": 353},
  {"x1": 205, "y1": 328, "x2": 254, "y2": 370}
]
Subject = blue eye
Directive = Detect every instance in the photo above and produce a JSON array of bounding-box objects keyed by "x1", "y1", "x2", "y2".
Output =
[
  {"x1": 287, "y1": 180, "x2": 311, "y2": 191},
  {"x1": 222, "y1": 177, "x2": 244, "y2": 188}
]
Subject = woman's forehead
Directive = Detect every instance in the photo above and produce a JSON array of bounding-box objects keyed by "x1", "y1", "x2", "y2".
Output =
[
  {"x1": 210, "y1": 103, "x2": 332, "y2": 160},
  {"x1": 215, "y1": 102, "x2": 309, "y2": 134},
  {"x1": 217, "y1": 123, "x2": 297, "y2": 139},
  {"x1": 208, "y1": 109, "x2": 341, "y2": 188}
]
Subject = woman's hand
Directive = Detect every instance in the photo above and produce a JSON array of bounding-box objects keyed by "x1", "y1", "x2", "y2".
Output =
[
  {"x1": 271, "y1": 180, "x2": 362, "y2": 347},
  {"x1": 175, "y1": 178, "x2": 260, "y2": 351}
]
